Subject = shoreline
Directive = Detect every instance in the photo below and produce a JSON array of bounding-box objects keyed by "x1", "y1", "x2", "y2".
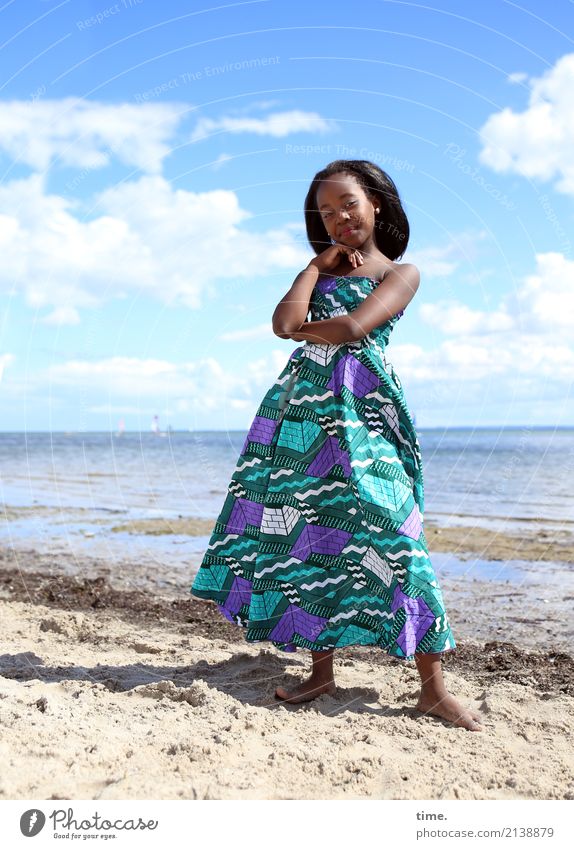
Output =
[
  {"x1": 3, "y1": 504, "x2": 574, "y2": 562},
  {"x1": 2, "y1": 511, "x2": 573, "y2": 656}
]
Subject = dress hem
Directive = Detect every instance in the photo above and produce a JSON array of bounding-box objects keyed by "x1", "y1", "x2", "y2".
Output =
[{"x1": 190, "y1": 590, "x2": 457, "y2": 662}]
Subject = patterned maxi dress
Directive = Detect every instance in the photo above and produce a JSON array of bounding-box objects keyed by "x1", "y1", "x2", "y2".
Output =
[{"x1": 190, "y1": 274, "x2": 457, "y2": 660}]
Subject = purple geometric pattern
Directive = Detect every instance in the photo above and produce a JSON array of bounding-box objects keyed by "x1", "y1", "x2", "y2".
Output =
[
  {"x1": 397, "y1": 503, "x2": 423, "y2": 540},
  {"x1": 306, "y1": 435, "x2": 351, "y2": 477},
  {"x1": 217, "y1": 575, "x2": 252, "y2": 619},
  {"x1": 269, "y1": 603, "x2": 329, "y2": 643},
  {"x1": 290, "y1": 523, "x2": 353, "y2": 560},
  {"x1": 392, "y1": 585, "x2": 435, "y2": 656},
  {"x1": 191, "y1": 275, "x2": 456, "y2": 660},
  {"x1": 327, "y1": 353, "x2": 380, "y2": 399},
  {"x1": 315, "y1": 276, "x2": 338, "y2": 294},
  {"x1": 241, "y1": 414, "x2": 278, "y2": 453},
  {"x1": 225, "y1": 497, "x2": 264, "y2": 534}
]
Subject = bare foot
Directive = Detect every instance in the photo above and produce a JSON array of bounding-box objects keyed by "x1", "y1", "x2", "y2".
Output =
[
  {"x1": 275, "y1": 676, "x2": 337, "y2": 704},
  {"x1": 415, "y1": 691, "x2": 484, "y2": 731}
]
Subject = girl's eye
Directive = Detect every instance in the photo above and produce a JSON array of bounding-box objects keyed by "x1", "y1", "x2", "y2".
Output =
[{"x1": 322, "y1": 201, "x2": 356, "y2": 220}]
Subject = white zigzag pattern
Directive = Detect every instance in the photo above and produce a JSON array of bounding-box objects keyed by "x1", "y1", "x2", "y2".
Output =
[
  {"x1": 228, "y1": 481, "x2": 246, "y2": 493},
  {"x1": 348, "y1": 282, "x2": 368, "y2": 299},
  {"x1": 372, "y1": 453, "x2": 403, "y2": 466},
  {"x1": 294, "y1": 480, "x2": 348, "y2": 498},
  {"x1": 348, "y1": 448, "x2": 403, "y2": 468},
  {"x1": 364, "y1": 390, "x2": 394, "y2": 405},
  {"x1": 208, "y1": 533, "x2": 239, "y2": 550},
  {"x1": 350, "y1": 458, "x2": 374, "y2": 469},
  {"x1": 329, "y1": 607, "x2": 395, "y2": 624},
  {"x1": 235, "y1": 456, "x2": 263, "y2": 471},
  {"x1": 342, "y1": 544, "x2": 369, "y2": 556},
  {"x1": 329, "y1": 609, "x2": 359, "y2": 622},
  {"x1": 269, "y1": 468, "x2": 295, "y2": 480},
  {"x1": 255, "y1": 556, "x2": 306, "y2": 577},
  {"x1": 385, "y1": 548, "x2": 427, "y2": 561},
  {"x1": 362, "y1": 608, "x2": 395, "y2": 618},
  {"x1": 299, "y1": 574, "x2": 348, "y2": 591},
  {"x1": 337, "y1": 418, "x2": 363, "y2": 430},
  {"x1": 290, "y1": 392, "x2": 334, "y2": 406}
]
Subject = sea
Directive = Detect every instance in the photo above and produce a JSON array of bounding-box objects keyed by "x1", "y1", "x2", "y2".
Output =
[{"x1": 1, "y1": 428, "x2": 573, "y2": 584}]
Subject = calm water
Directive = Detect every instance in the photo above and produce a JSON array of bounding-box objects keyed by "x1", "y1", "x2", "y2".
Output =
[
  {"x1": 1, "y1": 428, "x2": 572, "y2": 529},
  {"x1": 0, "y1": 427, "x2": 573, "y2": 583}
]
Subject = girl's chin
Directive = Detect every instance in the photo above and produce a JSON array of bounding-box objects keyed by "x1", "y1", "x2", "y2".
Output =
[{"x1": 339, "y1": 229, "x2": 364, "y2": 246}]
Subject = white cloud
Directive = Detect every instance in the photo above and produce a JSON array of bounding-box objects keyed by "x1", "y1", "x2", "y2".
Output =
[
  {"x1": 392, "y1": 335, "x2": 574, "y2": 385},
  {"x1": 407, "y1": 232, "x2": 488, "y2": 278},
  {"x1": 409, "y1": 250, "x2": 574, "y2": 399},
  {"x1": 511, "y1": 251, "x2": 574, "y2": 331},
  {"x1": 507, "y1": 71, "x2": 528, "y2": 85},
  {"x1": 422, "y1": 251, "x2": 574, "y2": 338},
  {"x1": 420, "y1": 301, "x2": 514, "y2": 335},
  {"x1": 41, "y1": 305, "x2": 81, "y2": 326},
  {"x1": 0, "y1": 97, "x2": 184, "y2": 173},
  {"x1": 478, "y1": 53, "x2": 574, "y2": 194},
  {"x1": 0, "y1": 172, "x2": 310, "y2": 320},
  {"x1": 0, "y1": 353, "x2": 15, "y2": 382},
  {"x1": 0, "y1": 347, "x2": 294, "y2": 424},
  {"x1": 191, "y1": 109, "x2": 337, "y2": 141}
]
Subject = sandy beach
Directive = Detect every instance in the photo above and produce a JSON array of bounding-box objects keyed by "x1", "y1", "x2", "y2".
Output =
[{"x1": 1, "y1": 517, "x2": 574, "y2": 801}]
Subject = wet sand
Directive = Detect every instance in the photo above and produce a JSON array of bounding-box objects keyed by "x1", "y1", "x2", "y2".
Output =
[
  {"x1": 4, "y1": 505, "x2": 574, "y2": 563},
  {"x1": 424, "y1": 521, "x2": 574, "y2": 565}
]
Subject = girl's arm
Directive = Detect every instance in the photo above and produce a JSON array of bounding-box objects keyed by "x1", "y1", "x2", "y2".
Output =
[
  {"x1": 283, "y1": 264, "x2": 420, "y2": 344},
  {"x1": 272, "y1": 264, "x2": 320, "y2": 336},
  {"x1": 278, "y1": 314, "x2": 357, "y2": 344}
]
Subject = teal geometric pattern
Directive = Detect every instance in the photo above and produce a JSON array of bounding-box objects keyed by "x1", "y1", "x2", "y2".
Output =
[{"x1": 190, "y1": 275, "x2": 457, "y2": 660}]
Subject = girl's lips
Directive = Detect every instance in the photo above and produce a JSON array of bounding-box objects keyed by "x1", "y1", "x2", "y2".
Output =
[{"x1": 341, "y1": 227, "x2": 358, "y2": 236}]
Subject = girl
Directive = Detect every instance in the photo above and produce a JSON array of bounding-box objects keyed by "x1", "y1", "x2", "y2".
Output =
[{"x1": 191, "y1": 159, "x2": 483, "y2": 732}]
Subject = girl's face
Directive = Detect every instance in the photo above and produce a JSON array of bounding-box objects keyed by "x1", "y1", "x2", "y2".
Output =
[{"x1": 315, "y1": 173, "x2": 378, "y2": 248}]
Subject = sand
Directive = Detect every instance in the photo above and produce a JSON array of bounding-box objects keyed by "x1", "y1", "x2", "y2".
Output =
[{"x1": 1, "y1": 545, "x2": 574, "y2": 800}]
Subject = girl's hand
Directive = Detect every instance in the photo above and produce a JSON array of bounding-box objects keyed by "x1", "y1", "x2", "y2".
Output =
[{"x1": 307, "y1": 243, "x2": 364, "y2": 275}]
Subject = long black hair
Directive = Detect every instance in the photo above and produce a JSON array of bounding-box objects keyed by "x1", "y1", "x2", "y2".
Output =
[{"x1": 304, "y1": 159, "x2": 410, "y2": 261}]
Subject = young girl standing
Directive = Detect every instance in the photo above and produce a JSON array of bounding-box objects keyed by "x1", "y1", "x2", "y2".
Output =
[{"x1": 191, "y1": 159, "x2": 483, "y2": 732}]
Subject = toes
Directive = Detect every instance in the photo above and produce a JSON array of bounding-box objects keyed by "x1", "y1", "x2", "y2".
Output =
[
  {"x1": 275, "y1": 686, "x2": 305, "y2": 703},
  {"x1": 465, "y1": 713, "x2": 484, "y2": 730}
]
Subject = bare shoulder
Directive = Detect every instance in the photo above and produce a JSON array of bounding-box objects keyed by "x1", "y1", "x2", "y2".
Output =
[{"x1": 380, "y1": 261, "x2": 420, "y2": 287}]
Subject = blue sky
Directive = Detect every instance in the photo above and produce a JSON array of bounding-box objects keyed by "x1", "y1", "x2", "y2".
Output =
[{"x1": 1, "y1": 0, "x2": 573, "y2": 432}]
